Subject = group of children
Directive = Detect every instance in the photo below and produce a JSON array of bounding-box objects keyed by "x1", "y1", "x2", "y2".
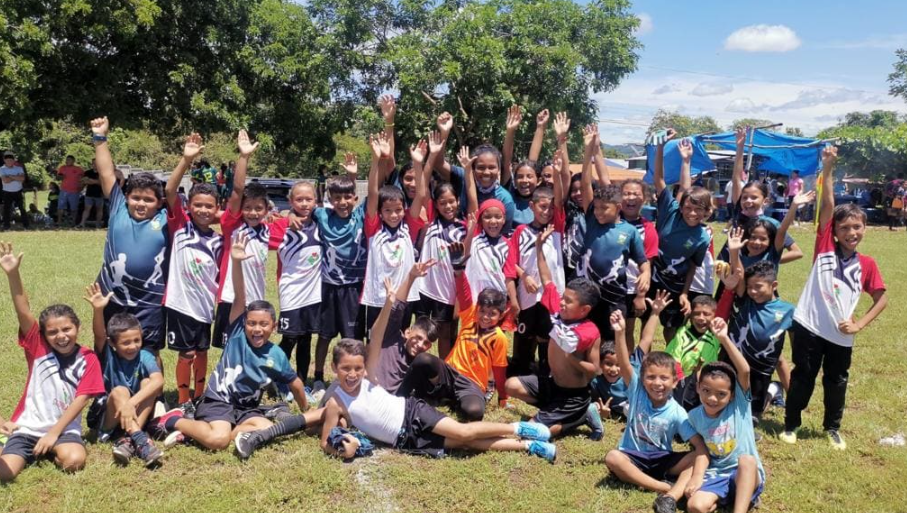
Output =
[{"x1": 0, "y1": 105, "x2": 888, "y2": 513}]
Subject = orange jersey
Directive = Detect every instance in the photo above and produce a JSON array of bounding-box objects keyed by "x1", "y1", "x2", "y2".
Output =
[{"x1": 445, "y1": 304, "x2": 509, "y2": 392}]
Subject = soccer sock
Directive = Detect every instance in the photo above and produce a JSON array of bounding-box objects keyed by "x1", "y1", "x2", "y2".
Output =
[
  {"x1": 193, "y1": 351, "x2": 208, "y2": 399},
  {"x1": 296, "y1": 334, "x2": 312, "y2": 382},
  {"x1": 130, "y1": 430, "x2": 150, "y2": 448},
  {"x1": 176, "y1": 355, "x2": 193, "y2": 404},
  {"x1": 248, "y1": 414, "x2": 308, "y2": 448}
]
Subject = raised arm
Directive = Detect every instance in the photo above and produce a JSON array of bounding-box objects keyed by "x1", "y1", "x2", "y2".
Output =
[
  {"x1": 818, "y1": 146, "x2": 838, "y2": 228},
  {"x1": 732, "y1": 127, "x2": 746, "y2": 204},
  {"x1": 0, "y1": 242, "x2": 35, "y2": 334},
  {"x1": 553, "y1": 111, "x2": 571, "y2": 194},
  {"x1": 230, "y1": 130, "x2": 260, "y2": 213},
  {"x1": 501, "y1": 105, "x2": 522, "y2": 186},
  {"x1": 228, "y1": 232, "x2": 252, "y2": 323},
  {"x1": 366, "y1": 132, "x2": 391, "y2": 218},
  {"x1": 83, "y1": 283, "x2": 113, "y2": 354},
  {"x1": 340, "y1": 152, "x2": 359, "y2": 180},
  {"x1": 652, "y1": 128, "x2": 676, "y2": 195},
  {"x1": 711, "y1": 317, "x2": 750, "y2": 392},
  {"x1": 408, "y1": 139, "x2": 428, "y2": 218},
  {"x1": 776, "y1": 191, "x2": 814, "y2": 251},
  {"x1": 432, "y1": 112, "x2": 454, "y2": 181},
  {"x1": 641, "y1": 290, "x2": 673, "y2": 352},
  {"x1": 581, "y1": 125, "x2": 598, "y2": 209},
  {"x1": 458, "y1": 146, "x2": 479, "y2": 214},
  {"x1": 379, "y1": 94, "x2": 397, "y2": 168},
  {"x1": 167, "y1": 133, "x2": 205, "y2": 210},
  {"x1": 678, "y1": 138, "x2": 693, "y2": 192},
  {"x1": 528, "y1": 109, "x2": 549, "y2": 163},
  {"x1": 90, "y1": 117, "x2": 117, "y2": 197},
  {"x1": 551, "y1": 150, "x2": 565, "y2": 208},
  {"x1": 610, "y1": 310, "x2": 633, "y2": 386},
  {"x1": 367, "y1": 278, "x2": 399, "y2": 380}
]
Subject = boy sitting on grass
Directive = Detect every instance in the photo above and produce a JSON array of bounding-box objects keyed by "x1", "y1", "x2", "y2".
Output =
[{"x1": 84, "y1": 283, "x2": 165, "y2": 467}]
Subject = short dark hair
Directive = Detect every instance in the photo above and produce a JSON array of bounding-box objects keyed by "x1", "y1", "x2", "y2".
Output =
[
  {"x1": 743, "y1": 217, "x2": 777, "y2": 242},
  {"x1": 431, "y1": 182, "x2": 458, "y2": 204},
  {"x1": 189, "y1": 182, "x2": 218, "y2": 201},
  {"x1": 621, "y1": 179, "x2": 648, "y2": 196},
  {"x1": 514, "y1": 160, "x2": 540, "y2": 180},
  {"x1": 332, "y1": 338, "x2": 367, "y2": 364},
  {"x1": 38, "y1": 304, "x2": 81, "y2": 335},
  {"x1": 600, "y1": 340, "x2": 616, "y2": 358},
  {"x1": 378, "y1": 185, "x2": 405, "y2": 211},
  {"x1": 745, "y1": 260, "x2": 777, "y2": 283},
  {"x1": 679, "y1": 186, "x2": 713, "y2": 211},
  {"x1": 476, "y1": 287, "x2": 507, "y2": 314},
  {"x1": 594, "y1": 184, "x2": 622, "y2": 205},
  {"x1": 641, "y1": 351, "x2": 677, "y2": 377},
  {"x1": 124, "y1": 172, "x2": 164, "y2": 201},
  {"x1": 566, "y1": 278, "x2": 600, "y2": 310},
  {"x1": 531, "y1": 185, "x2": 554, "y2": 203},
  {"x1": 700, "y1": 361, "x2": 737, "y2": 394},
  {"x1": 833, "y1": 203, "x2": 867, "y2": 225},
  {"x1": 327, "y1": 175, "x2": 357, "y2": 196},
  {"x1": 107, "y1": 313, "x2": 142, "y2": 343},
  {"x1": 66, "y1": 155, "x2": 75, "y2": 160},
  {"x1": 691, "y1": 295, "x2": 717, "y2": 311},
  {"x1": 411, "y1": 316, "x2": 439, "y2": 342},
  {"x1": 242, "y1": 182, "x2": 268, "y2": 207},
  {"x1": 246, "y1": 300, "x2": 276, "y2": 321},
  {"x1": 472, "y1": 144, "x2": 501, "y2": 168}
]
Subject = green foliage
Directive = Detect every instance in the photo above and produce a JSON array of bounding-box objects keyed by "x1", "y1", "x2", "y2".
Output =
[
  {"x1": 888, "y1": 48, "x2": 907, "y2": 101},
  {"x1": 647, "y1": 109, "x2": 721, "y2": 138},
  {"x1": 818, "y1": 113, "x2": 907, "y2": 179},
  {"x1": 728, "y1": 118, "x2": 777, "y2": 130},
  {"x1": 785, "y1": 126, "x2": 804, "y2": 137}
]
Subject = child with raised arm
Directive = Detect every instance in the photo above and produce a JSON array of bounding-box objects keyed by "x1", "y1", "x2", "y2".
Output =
[
  {"x1": 505, "y1": 226, "x2": 601, "y2": 437},
  {"x1": 605, "y1": 305, "x2": 708, "y2": 513},
  {"x1": 164, "y1": 133, "x2": 224, "y2": 411},
  {"x1": 685, "y1": 318, "x2": 765, "y2": 513},
  {"x1": 91, "y1": 116, "x2": 170, "y2": 359},
  {"x1": 321, "y1": 339, "x2": 556, "y2": 461},
  {"x1": 152, "y1": 234, "x2": 319, "y2": 459},
  {"x1": 0, "y1": 242, "x2": 105, "y2": 482},
  {"x1": 782, "y1": 147, "x2": 888, "y2": 450},
  {"x1": 83, "y1": 284, "x2": 164, "y2": 467},
  {"x1": 212, "y1": 130, "x2": 271, "y2": 350}
]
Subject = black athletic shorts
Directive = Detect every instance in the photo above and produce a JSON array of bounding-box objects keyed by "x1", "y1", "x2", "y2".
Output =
[
  {"x1": 166, "y1": 308, "x2": 212, "y2": 352},
  {"x1": 517, "y1": 302, "x2": 554, "y2": 340},
  {"x1": 415, "y1": 294, "x2": 455, "y2": 323},
  {"x1": 394, "y1": 397, "x2": 447, "y2": 458},
  {"x1": 429, "y1": 361, "x2": 486, "y2": 411},
  {"x1": 194, "y1": 397, "x2": 267, "y2": 426},
  {"x1": 645, "y1": 284, "x2": 709, "y2": 329},
  {"x1": 104, "y1": 301, "x2": 165, "y2": 351},
  {"x1": 2, "y1": 432, "x2": 84, "y2": 464},
  {"x1": 278, "y1": 304, "x2": 320, "y2": 336},
  {"x1": 212, "y1": 302, "x2": 233, "y2": 349},
  {"x1": 517, "y1": 374, "x2": 591, "y2": 428},
  {"x1": 319, "y1": 282, "x2": 364, "y2": 340}
]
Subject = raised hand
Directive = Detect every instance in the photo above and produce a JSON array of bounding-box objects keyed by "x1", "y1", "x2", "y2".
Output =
[
  {"x1": 183, "y1": 133, "x2": 205, "y2": 160},
  {"x1": 382, "y1": 277, "x2": 397, "y2": 303},
  {"x1": 0, "y1": 241, "x2": 23, "y2": 275},
  {"x1": 238, "y1": 129, "x2": 260, "y2": 157},
  {"x1": 822, "y1": 145, "x2": 838, "y2": 169},
  {"x1": 536, "y1": 109, "x2": 550, "y2": 126},
  {"x1": 410, "y1": 258, "x2": 437, "y2": 278},
  {"x1": 378, "y1": 94, "x2": 397, "y2": 123},
  {"x1": 369, "y1": 132, "x2": 391, "y2": 160},
  {"x1": 583, "y1": 124, "x2": 599, "y2": 151},
  {"x1": 428, "y1": 131, "x2": 444, "y2": 155},
  {"x1": 664, "y1": 128, "x2": 677, "y2": 143},
  {"x1": 646, "y1": 289, "x2": 673, "y2": 315},
  {"x1": 409, "y1": 139, "x2": 428, "y2": 164},
  {"x1": 457, "y1": 146, "x2": 474, "y2": 170},
  {"x1": 465, "y1": 212, "x2": 477, "y2": 234},
  {"x1": 536, "y1": 224, "x2": 555, "y2": 249},
  {"x1": 792, "y1": 190, "x2": 816, "y2": 208},
  {"x1": 90, "y1": 116, "x2": 110, "y2": 137},
  {"x1": 735, "y1": 126, "x2": 747, "y2": 148},
  {"x1": 710, "y1": 317, "x2": 729, "y2": 338},
  {"x1": 678, "y1": 137, "x2": 693, "y2": 162},
  {"x1": 727, "y1": 226, "x2": 747, "y2": 252},
  {"x1": 437, "y1": 112, "x2": 453, "y2": 136},
  {"x1": 341, "y1": 152, "x2": 358, "y2": 175},
  {"x1": 610, "y1": 309, "x2": 626, "y2": 333},
  {"x1": 231, "y1": 232, "x2": 252, "y2": 262},
  {"x1": 720, "y1": 262, "x2": 744, "y2": 291},
  {"x1": 553, "y1": 112, "x2": 571, "y2": 139},
  {"x1": 83, "y1": 283, "x2": 113, "y2": 310},
  {"x1": 506, "y1": 105, "x2": 522, "y2": 131}
]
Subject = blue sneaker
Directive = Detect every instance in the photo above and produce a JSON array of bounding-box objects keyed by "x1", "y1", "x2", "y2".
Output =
[
  {"x1": 527, "y1": 441, "x2": 557, "y2": 462},
  {"x1": 585, "y1": 403, "x2": 604, "y2": 441},
  {"x1": 514, "y1": 421, "x2": 551, "y2": 442}
]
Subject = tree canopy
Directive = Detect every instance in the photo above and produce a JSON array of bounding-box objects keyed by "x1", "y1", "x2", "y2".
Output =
[{"x1": 646, "y1": 109, "x2": 720, "y2": 138}]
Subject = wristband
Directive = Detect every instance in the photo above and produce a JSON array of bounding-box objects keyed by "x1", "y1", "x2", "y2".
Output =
[
  {"x1": 92, "y1": 135, "x2": 108, "y2": 143},
  {"x1": 384, "y1": 123, "x2": 395, "y2": 128}
]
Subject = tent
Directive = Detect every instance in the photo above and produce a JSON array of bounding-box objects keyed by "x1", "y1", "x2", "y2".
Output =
[{"x1": 644, "y1": 128, "x2": 829, "y2": 185}]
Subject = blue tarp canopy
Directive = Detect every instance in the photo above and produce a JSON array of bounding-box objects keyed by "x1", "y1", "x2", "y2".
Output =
[{"x1": 645, "y1": 129, "x2": 826, "y2": 185}]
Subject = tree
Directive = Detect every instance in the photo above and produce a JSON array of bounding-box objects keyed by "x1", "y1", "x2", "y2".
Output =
[
  {"x1": 818, "y1": 119, "x2": 907, "y2": 179},
  {"x1": 784, "y1": 126, "x2": 804, "y2": 137},
  {"x1": 728, "y1": 118, "x2": 777, "y2": 130},
  {"x1": 647, "y1": 109, "x2": 721, "y2": 138},
  {"x1": 889, "y1": 48, "x2": 907, "y2": 101},
  {"x1": 841, "y1": 110, "x2": 902, "y2": 129}
]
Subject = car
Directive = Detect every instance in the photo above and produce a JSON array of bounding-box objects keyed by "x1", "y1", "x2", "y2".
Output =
[{"x1": 248, "y1": 178, "x2": 294, "y2": 213}]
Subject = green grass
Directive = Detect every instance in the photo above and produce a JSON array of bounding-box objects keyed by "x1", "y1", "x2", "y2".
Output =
[{"x1": 1, "y1": 224, "x2": 906, "y2": 512}]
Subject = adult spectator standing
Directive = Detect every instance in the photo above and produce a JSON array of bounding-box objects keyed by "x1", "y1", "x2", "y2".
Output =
[
  {"x1": 1, "y1": 151, "x2": 30, "y2": 229},
  {"x1": 56, "y1": 155, "x2": 85, "y2": 224},
  {"x1": 78, "y1": 158, "x2": 105, "y2": 228},
  {"x1": 787, "y1": 170, "x2": 804, "y2": 206}
]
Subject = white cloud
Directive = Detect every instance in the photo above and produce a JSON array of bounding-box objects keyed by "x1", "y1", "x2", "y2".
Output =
[
  {"x1": 726, "y1": 98, "x2": 758, "y2": 112},
  {"x1": 652, "y1": 83, "x2": 681, "y2": 94},
  {"x1": 821, "y1": 34, "x2": 907, "y2": 50},
  {"x1": 691, "y1": 82, "x2": 734, "y2": 96},
  {"x1": 724, "y1": 24, "x2": 801, "y2": 53},
  {"x1": 769, "y1": 88, "x2": 869, "y2": 110},
  {"x1": 635, "y1": 13, "x2": 653, "y2": 36}
]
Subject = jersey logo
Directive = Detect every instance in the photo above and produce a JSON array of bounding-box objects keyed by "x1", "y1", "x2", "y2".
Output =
[
  {"x1": 617, "y1": 233, "x2": 628, "y2": 245},
  {"x1": 151, "y1": 218, "x2": 163, "y2": 231},
  {"x1": 774, "y1": 311, "x2": 784, "y2": 323},
  {"x1": 683, "y1": 238, "x2": 693, "y2": 249}
]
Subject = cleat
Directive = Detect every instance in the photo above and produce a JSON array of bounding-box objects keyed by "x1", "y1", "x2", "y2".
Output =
[
  {"x1": 827, "y1": 430, "x2": 847, "y2": 450},
  {"x1": 136, "y1": 439, "x2": 164, "y2": 467},
  {"x1": 652, "y1": 494, "x2": 677, "y2": 513},
  {"x1": 234, "y1": 432, "x2": 259, "y2": 460},
  {"x1": 163, "y1": 430, "x2": 187, "y2": 448}
]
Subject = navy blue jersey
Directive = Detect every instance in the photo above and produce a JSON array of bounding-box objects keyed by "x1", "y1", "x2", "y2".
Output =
[
  {"x1": 730, "y1": 297, "x2": 794, "y2": 376},
  {"x1": 580, "y1": 217, "x2": 647, "y2": 305},
  {"x1": 652, "y1": 189, "x2": 710, "y2": 294}
]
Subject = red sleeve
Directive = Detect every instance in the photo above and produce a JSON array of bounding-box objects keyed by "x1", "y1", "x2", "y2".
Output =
[
  {"x1": 365, "y1": 211, "x2": 381, "y2": 238},
  {"x1": 455, "y1": 271, "x2": 473, "y2": 312},
  {"x1": 166, "y1": 198, "x2": 188, "y2": 236},
  {"x1": 75, "y1": 349, "x2": 106, "y2": 397},
  {"x1": 540, "y1": 282, "x2": 560, "y2": 314},
  {"x1": 553, "y1": 205, "x2": 566, "y2": 233},
  {"x1": 493, "y1": 366, "x2": 508, "y2": 401},
  {"x1": 503, "y1": 227, "x2": 523, "y2": 279},
  {"x1": 813, "y1": 220, "x2": 835, "y2": 262},
  {"x1": 859, "y1": 256, "x2": 886, "y2": 295},
  {"x1": 221, "y1": 207, "x2": 243, "y2": 239},
  {"x1": 406, "y1": 212, "x2": 426, "y2": 244},
  {"x1": 643, "y1": 220, "x2": 659, "y2": 259},
  {"x1": 268, "y1": 217, "x2": 288, "y2": 251},
  {"x1": 716, "y1": 288, "x2": 736, "y2": 320},
  {"x1": 18, "y1": 323, "x2": 43, "y2": 358}
]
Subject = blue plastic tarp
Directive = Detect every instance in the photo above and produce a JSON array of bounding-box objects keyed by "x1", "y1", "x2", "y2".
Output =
[{"x1": 644, "y1": 137, "x2": 715, "y2": 185}]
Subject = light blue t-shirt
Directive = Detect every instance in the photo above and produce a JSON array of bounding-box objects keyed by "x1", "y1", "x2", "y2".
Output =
[
  {"x1": 731, "y1": 297, "x2": 794, "y2": 376},
  {"x1": 508, "y1": 183, "x2": 535, "y2": 227},
  {"x1": 450, "y1": 165, "x2": 516, "y2": 233},
  {"x1": 101, "y1": 345, "x2": 160, "y2": 394},
  {"x1": 620, "y1": 363, "x2": 697, "y2": 452},
  {"x1": 581, "y1": 217, "x2": 647, "y2": 305},
  {"x1": 204, "y1": 316, "x2": 298, "y2": 408},
  {"x1": 313, "y1": 202, "x2": 368, "y2": 285},
  {"x1": 687, "y1": 383, "x2": 765, "y2": 481}
]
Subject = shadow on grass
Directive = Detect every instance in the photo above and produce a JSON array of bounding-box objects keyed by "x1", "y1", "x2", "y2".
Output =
[{"x1": 759, "y1": 417, "x2": 825, "y2": 440}]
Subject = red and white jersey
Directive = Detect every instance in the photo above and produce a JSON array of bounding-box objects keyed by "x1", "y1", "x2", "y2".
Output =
[
  {"x1": 269, "y1": 217, "x2": 322, "y2": 311},
  {"x1": 164, "y1": 201, "x2": 223, "y2": 323},
  {"x1": 217, "y1": 208, "x2": 270, "y2": 306},
  {"x1": 417, "y1": 208, "x2": 466, "y2": 306},
  {"x1": 504, "y1": 208, "x2": 566, "y2": 310},
  {"x1": 794, "y1": 220, "x2": 885, "y2": 347},
  {"x1": 624, "y1": 217, "x2": 659, "y2": 294},
  {"x1": 465, "y1": 232, "x2": 510, "y2": 304},
  {"x1": 11, "y1": 324, "x2": 104, "y2": 437},
  {"x1": 690, "y1": 225, "x2": 716, "y2": 295},
  {"x1": 361, "y1": 212, "x2": 424, "y2": 307}
]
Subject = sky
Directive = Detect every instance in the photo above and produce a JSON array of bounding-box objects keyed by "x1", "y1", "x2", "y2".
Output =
[{"x1": 596, "y1": 0, "x2": 907, "y2": 144}]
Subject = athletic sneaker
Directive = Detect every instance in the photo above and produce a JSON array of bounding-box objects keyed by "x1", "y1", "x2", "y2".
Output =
[
  {"x1": 178, "y1": 400, "x2": 197, "y2": 420},
  {"x1": 150, "y1": 408, "x2": 184, "y2": 439},
  {"x1": 97, "y1": 428, "x2": 114, "y2": 444},
  {"x1": 112, "y1": 437, "x2": 135, "y2": 465},
  {"x1": 135, "y1": 439, "x2": 164, "y2": 467},
  {"x1": 652, "y1": 494, "x2": 677, "y2": 513},
  {"x1": 312, "y1": 380, "x2": 327, "y2": 403},
  {"x1": 264, "y1": 403, "x2": 293, "y2": 422},
  {"x1": 585, "y1": 403, "x2": 604, "y2": 441},
  {"x1": 527, "y1": 441, "x2": 557, "y2": 463},
  {"x1": 768, "y1": 381, "x2": 785, "y2": 408},
  {"x1": 514, "y1": 421, "x2": 551, "y2": 442},
  {"x1": 827, "y1": 430, "x2": 847, "y2": 450},
  {"x1": 779, "y1": 430, "x2": 797, "y2": 444},
  {"x1": 163, "y1": 431, "x2": 187, "y2": 448},
  {"x1": 484, "y1": 380, "x2": 496, "y2": 403},
  {"x1": 234, "y1": 432, "x2": 259, "y2": 460}
]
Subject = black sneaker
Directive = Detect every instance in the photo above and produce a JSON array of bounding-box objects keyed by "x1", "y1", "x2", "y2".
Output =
[
  {"x1": 136, "y1": 439, "x2": 164, "y2": 468},
  {"x1": 263, "y1": 403, "x2": 293, "y2": 422},
  {"x1": 178, "y1": 400, "x2": 197, "y2": 420},
  {"x1": 653, "y1": 494, "x2": 677, "y2": 513},
  {"x1": 234, "y1": 432, "x2": 260, "y2": 460},
  {"x1": 112, "y1": 437, "x2": 135, "y2": 465}
]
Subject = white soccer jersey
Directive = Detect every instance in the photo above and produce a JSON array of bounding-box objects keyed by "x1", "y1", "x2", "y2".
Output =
[
  {"x1": 273, "y1": 218, "x2": 323, "y2": 311},
  {"x1": 465, "y1": 233, "x2": 510, "y2": 303},
  {"x1": 418, "y1": 216, "x2": 466, "y2": 306},
  {"x1": 361, "y1": 213, "x2": 422, "y2": 308},
  {"x1": 165, "y1": 204, "x2": 224, "y2": 323}
]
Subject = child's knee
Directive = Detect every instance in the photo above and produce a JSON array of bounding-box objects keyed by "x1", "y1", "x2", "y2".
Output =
[
  {"x1": 109, "y1": 385, "x2": 132, "y2": 400},
  {"x1": 686, "y1": 494, "x2": 715, "y2": 513},
  {"x1": 604, "y1": 449, "x2": 624, "y2": 470},
  {"x1": 55, "y1": 448, "x2": 86, "y2": 473},
  {"x1": 462, "y1": 404, "x2": 484, "y2": 422},
  {"x1": 208, "y1": 432, "x2": 232, "y2": 451},
  {"x1": 737, "y1": 454, "x2": 757, "y2": 472},
  {"x1": 503, "y1": 377, "x2": 522, "y2": 396}
]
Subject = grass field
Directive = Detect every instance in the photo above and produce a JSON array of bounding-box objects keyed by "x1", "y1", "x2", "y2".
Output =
[{"x1": 0, "y1": 223, "x2": 906, "y2": 513}]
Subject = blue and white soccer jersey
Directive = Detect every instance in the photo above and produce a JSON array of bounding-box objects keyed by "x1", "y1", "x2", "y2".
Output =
[
  {"x1": 652, "y1": 189, "x2": 710, "y2": 294},
  {"x1": 731, "y1": 297, "x2": 794, "y2": 375},
  {"x1": 313, "y1": 202, "x2": 368, "y2": 286},
  {"x1": 580, "y1": 217, "x2": 647, "y2": 306}
]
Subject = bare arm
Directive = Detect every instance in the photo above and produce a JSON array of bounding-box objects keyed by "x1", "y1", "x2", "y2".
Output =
[
  {"x1": 0, "y1": 243, "x2": 36, "y2": 334},
  {"x1": 432, "y1": 112, "x2": 454, "y2": 181},
  {"x1": 82, "y1": 283, "x2": 113, "y2": 354},
  {"x1": 536, "y1": 225, "x2": 555, "y2": 287},
  {"x1": 89, "y1": 117, "x2": 117, "y2": 197},
  {"x1": 34, "y1": 395, "x2": 93, "y2": 456},
  {"x1": 228, "y1": 233, "x2": 251, "y2": 323},
  {"x1": 167, "y1": 134, "x2": 204, "y2": 210},
  {"x1": 610, "y1": 310, "x2": 633, "y2": 386},
  {"x1": 458, "y1": 147, "x2": 479, "y2": 214},
  {"x1": 367, "y1": 283, "x2": 397, "y2": 380},
  {"x1": 501, "y1": 105, "x2": 522, "y2": 186},
  {"x1": 678, "y1": 138, "x2": 693, "y2": 192},
  {"x1": 854, "y1": 289, "x2": 888, "y2": 332},
  {"x1": 366, "y1": 132, "x2": 390, "y2": 218},
  {"x1": 732, "y1": 127, "x2": 746, "y2": 204},
  {"x1": 408, "y1": 140, "x2": 428, "y2": 220},
  {"x1": 230, "y1": 130, "x2": 260, "y2": 213},
  {"x1": 131, "y1": 371, "x2": 164, "y2": 409},
  {"x1": 818, "y1": 146, "x2": 838, "y2": 228},
  {"x1": 711, "y1": 318, "x2": 749, "y2": 392},
  {"x1": 581, "y1": 125, "x2": 598, "y2": 209},
  {"x1": 653, "y1": 129, "x2": 675, "y2": 195},
  {"x1": 776, "y1": 191, "x2": 814, "y2": 252},
  {"x1": 379, "y1": 94, "x2": 397, "y2": 167},
  {"x1": 528, "y1": 109, "x2": 549, "y2": 163}
]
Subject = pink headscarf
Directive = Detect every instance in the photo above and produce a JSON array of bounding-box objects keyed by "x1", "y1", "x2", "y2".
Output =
[{"x1": 475, "y1": 199, "x2": 506, "y2": 234}]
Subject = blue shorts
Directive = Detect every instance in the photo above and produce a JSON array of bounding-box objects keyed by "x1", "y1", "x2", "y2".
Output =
[
  {"x1": 58, "y1": 191, "x2": 80, "y2": 212},
  {"x1": 699, "y1": 469, "x2": 764, "y2": 506},
  {"x1": 623, "y1": 449, "x2": 690, "y2": 480}
]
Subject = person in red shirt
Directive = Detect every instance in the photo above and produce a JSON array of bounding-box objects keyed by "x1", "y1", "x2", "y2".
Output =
[{"x1": 56, "y1": 155, "x2": 84, "y2": 225}]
